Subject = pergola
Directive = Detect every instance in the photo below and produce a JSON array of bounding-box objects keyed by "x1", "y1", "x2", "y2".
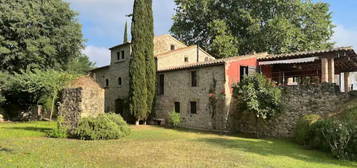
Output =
[{"x1": 258, "y1": 47, "x2": 357, "y2": 92}]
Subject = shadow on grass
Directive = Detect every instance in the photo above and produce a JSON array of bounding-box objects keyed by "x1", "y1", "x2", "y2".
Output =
[
  {"x1": 4, "y1": 126, "x2": 52, "y2": 133},
  {"x1": 196, "y1": 137, "x2": 357, "y2": 167},
  {"x1": 0, "y1": 147, "x2": 14, "y2": 153}
]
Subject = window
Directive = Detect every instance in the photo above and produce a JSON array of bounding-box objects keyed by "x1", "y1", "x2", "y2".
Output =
[
  {"x1": 117, "y1": 52, "x2": 120, "y2": 60},
  {"x1": 184, "y1": 57, "x2": 189, "y2": 62},
  {"x1": 170, "y1": 45, "x2": 175, "y2": 51},
  {"x1": 158, "y1": 74, "x2": 165, "y2": 95},
  {"x1": 174, "y1": 102, "x2": 180, "y2": 113},
  {"x1": 240, "y1": 66, "x2": 249, "y2": 81},
  {"x1": 105, "y1": 79, "x2": 109, "y2": 87},
  {"x1": 191, "y1": 71, "x2": 197, "y2": 87},
  {"x1": 121, "y1": 51, "x2": 125, "y2": 59},
  {"x1": 190, "y1": 101, "x2": 197, "y2": 114},
  {"x1": 118, "y1": 77, "x2": 122, "y2": 86}
]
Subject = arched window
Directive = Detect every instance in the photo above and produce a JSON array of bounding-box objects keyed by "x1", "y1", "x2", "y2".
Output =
[{"x1": 118, "y1": 77, "x2": 122, "y2": 86}]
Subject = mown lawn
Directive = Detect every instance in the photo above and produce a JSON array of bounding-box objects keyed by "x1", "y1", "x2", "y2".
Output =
[{"x1": 0, "y1": 122, "x2": 356, "y2": 168}]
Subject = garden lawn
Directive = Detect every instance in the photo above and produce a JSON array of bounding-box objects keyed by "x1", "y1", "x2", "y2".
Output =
[{"x1": 0, "y1": 122, "x2": 356, "y2": 168}]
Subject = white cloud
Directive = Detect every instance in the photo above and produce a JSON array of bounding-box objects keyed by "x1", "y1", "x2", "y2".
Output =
[
  {"x1": 332, "y1": 24, "x2": 357, "y2": 50},
  {"x1": 82, "y1": 46, "x2": 110, "y2": 67}
]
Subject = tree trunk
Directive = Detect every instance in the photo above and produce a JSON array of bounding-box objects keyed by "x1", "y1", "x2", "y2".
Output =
[
  {"x1": 143, "y1": 121, "x2": 147, "y2": 125},
  {"x1": 49, "y1": 91, "x2": 57, "y2": 121},
  {"x1": 135, "y1": 120, "x2": 140, "y2": 125}
]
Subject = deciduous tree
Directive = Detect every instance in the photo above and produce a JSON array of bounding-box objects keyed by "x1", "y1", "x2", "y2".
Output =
[
  {"x1": 171, "y1": 0, "x2": 334, "y2": 56},
  {"x1": 0, "y1": 0, "x2": 84, "y2": 73}
]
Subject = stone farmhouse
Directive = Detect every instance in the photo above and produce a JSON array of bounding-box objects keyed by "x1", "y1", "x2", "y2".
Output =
[{"x1": 89, "y1": 34, "x2": 357, "y2": 131}]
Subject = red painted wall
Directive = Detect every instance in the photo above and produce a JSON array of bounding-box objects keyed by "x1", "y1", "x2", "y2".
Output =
[
  {"x1": 226, "y1": 58, "x2": 258, "y2": 93},
  {"x1": 261, "y1": 65, "x2": 273, "y2": 80}
]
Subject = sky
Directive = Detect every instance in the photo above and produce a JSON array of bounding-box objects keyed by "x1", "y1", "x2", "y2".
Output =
[{"x1": 65, "y1": 0, "x2": 357, "y2": 67}]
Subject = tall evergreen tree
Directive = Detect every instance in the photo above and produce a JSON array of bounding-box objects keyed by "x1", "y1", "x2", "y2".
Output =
[
  {"x1": 129, "y1": 0, "x2": 148, "y2": 125},
  {"x1": 124, "y1": 22, "x2": 129, "y2": 43},
  {"x1": 144, "y1": 0, "x2": 156, "y2": 123}
]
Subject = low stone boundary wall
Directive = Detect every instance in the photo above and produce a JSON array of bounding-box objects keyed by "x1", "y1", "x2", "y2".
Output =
[{"x1": 229, "y1": 83, "x2": 349, "y2": 137}]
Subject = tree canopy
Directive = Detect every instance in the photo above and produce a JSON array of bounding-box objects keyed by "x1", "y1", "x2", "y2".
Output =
[
  {"x1": 0, "y1": 0, "x2": 84, "y2": 73},
  {"x1": 171, "y1": 0, "x2": 334, "y2": 57},
  {"x1": 66, "y1": 54, "x2": 96, "y2": 75}
]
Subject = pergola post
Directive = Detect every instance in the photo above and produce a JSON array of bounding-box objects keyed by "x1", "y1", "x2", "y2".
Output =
[
  {"x1": 328, "y1": 58, "x2": 335, "y2": 83},
  {"x1": 344, "y1": 72, "x2": 351, "y2": 92},
  {"x1": 321, "y1": 58, "x2": 329, "y2": 83}
]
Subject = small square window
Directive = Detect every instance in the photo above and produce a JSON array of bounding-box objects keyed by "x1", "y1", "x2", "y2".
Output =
[
  {"x1": 184, "y1": 57, "x2": 189, "y2": 62},
  {"x1": 174, "y1": 102, "x2": 180, "y2": 113},
  {"x1": 190, "y1": 101, "x2": 197, "y2": 114},
  {"x1": 171, "y1": 45, "x2": 175, "y2": 51}
]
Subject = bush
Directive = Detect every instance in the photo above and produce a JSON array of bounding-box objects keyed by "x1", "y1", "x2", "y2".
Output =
[
  {"x1": 47, "y1": 117, "x2": 68, "y2": 138},
  {"x1": 73, "y1": 113, "x2": 131, "y2": 140},
  {"x1": 295, "y1": 114, "x2": 321, "y2": 145},
  {"x1": 321, "y1": 120, "x2": 352, "y2": 160},
  {"x1": 308, "y1": 120, "x2": 331, "y2": 152},
  {"x1": 308, "y1": 119, "x2": 357, "y2": 160},
  {"x1": 168, "y1": 111, "x2": 181, "y2": 128}
]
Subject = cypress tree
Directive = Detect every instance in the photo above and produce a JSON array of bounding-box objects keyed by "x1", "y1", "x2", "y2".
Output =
[
  {"x1": 123, "y1": 22, "x2": 128, "y2": 43},
  {"x1": 144, "y1": 0, "x2": 156, "y2": 122},
  {"x1": 129, "y1": 0, "x2": 148, "y2": 125}
]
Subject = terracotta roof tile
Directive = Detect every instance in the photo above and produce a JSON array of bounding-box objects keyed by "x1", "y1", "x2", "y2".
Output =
[{"x1": 258, "y1": 47, "x2": 355, "y2": 61}]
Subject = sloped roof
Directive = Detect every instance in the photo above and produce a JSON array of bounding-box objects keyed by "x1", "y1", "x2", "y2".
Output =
[
  {"x1": 259, "y1": 47, "x2": 356, "y2": 61},
  {"x1": 158, "y1": 53, "x2": 266, "y2": 73}
]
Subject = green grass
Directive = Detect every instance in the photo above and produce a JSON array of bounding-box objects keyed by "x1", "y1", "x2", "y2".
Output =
[{"x1": 0, "y1": 122, "x2": 356, "y2": 168}]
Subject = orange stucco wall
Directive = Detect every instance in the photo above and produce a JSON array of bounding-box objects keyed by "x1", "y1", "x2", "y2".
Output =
[{"x1": 226, "y1": 58, "x2": 258, "y2": 92}]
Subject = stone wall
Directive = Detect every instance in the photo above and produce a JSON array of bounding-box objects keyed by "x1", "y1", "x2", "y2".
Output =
[
  {"x1": 229, "y1": 83, "x2": 349, "y2": 137},
  {"x1": 58, "y1": 77, "x2": 105, "y2": 130},
  {"x1": 157, "y1": 46, "x2": 215, "y2": 70},
  {"x1": 155, "y1": 65, "x2": 228, "y2": 130}
]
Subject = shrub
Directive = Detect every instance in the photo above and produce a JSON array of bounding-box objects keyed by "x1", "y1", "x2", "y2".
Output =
[
  {"x1": 295, "y1": 114, "x2": 321, "y2": 145},
  {"x1": 308, "y1": 120, "x2": 331, "y2": 152},
  {"x1": 168, "y1": 111, "x2": 181, "y2": 128},
  {"x1": 47, "y1": 117, "x2": 68, "y2": 138},
  {"x1": 321, "y1": 120, "x2": 352, "y2": 160},
  {"x1": 73, "y1": 113, "x2": 131, "y2": 140},
  {"x1": 308, "y1": 119, "x2": 357, "y2": 160}
]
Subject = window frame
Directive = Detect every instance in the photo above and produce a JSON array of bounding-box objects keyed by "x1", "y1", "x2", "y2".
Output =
[
  {"x1": 105, "y1": 79, "x2": 109, "y2": 88},
  {"x1": 190, "y1": 101, "x2": 197, "y2": 114},
  {"x1": 170, "y1": 45, "x2": 175, "y2": 51},
  {"x1": 158, "y1": 74, "x2": 165, "y2": 95},
  {"x1": 174, "y1": 102, "x2": 180, "y2": 113},
  {"x1": 118, "y1": 77, "x2": 122, "y2": 86},
  {"x1": 191, "y1": 71, "x2": 197, "y2": 87},
  {"x1": 121, "y1": 50, "x2": 125, "y2": 59}
]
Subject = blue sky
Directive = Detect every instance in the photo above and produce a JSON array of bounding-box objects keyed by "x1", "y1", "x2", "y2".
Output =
[{"x1": 66, "y1": 0, "x2": 357, "y2": 67}]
